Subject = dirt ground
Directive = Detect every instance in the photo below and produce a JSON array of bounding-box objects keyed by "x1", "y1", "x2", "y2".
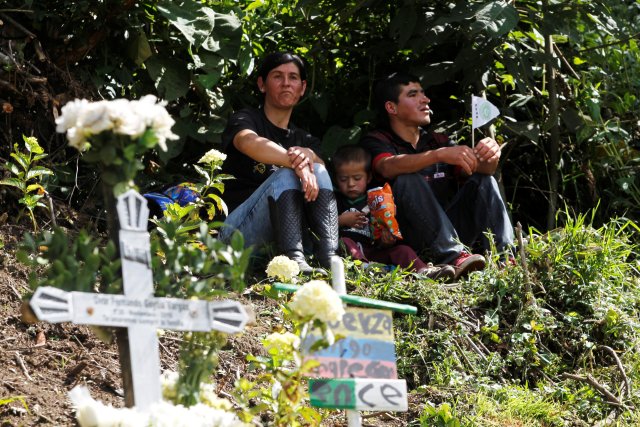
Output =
[{"x1": 0, "y1": 224, "x2": 413, "y2": 426}]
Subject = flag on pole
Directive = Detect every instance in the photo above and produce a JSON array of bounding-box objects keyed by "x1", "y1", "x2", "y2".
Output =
[{"x1": 471, "y1": 95, "x2": 500, "y2": 129}]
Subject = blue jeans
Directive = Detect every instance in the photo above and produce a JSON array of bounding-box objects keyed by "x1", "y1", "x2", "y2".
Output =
[
  {"x1": 392, "y1": 173, "x2": 514, "y2": 264},
  {"x1": 218, "y1": 164, "x2": 334, "y2": 249}
]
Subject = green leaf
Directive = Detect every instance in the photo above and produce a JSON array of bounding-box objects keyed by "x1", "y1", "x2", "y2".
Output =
[
  {"x1": 201, "y1": 12, "x2": 242, "y2": 57},
  {"x1": 5, "y1": 162, "x2": 20, "y2": 176},
  {"x1": 321, "y1": 125, "x2": 362, "y2": 160},
  {"x1": 157, "y1": 0, "x2": 216, "y2": 48},
  {"x1": 504, "y1": 121, "x2": 540, "y2": 143},
  {"x1": 20, "y1": 194, "x2": 43, "y2": 209},
  {"x1": 573, "y1": 56, "x2": 587, "y2": 65},
  {"x1": 196, "y1": 72, "x2": 221, "y2": 90},
  {"x1": 10, "y1": 152, "x2": 29, "y2": 171},
  {"x1": 26, "y1": 166, "x2": 53, "y2": 180},
  {"x1": 25, "y1": 183, "x2": 44, "y2": 194},
  {"x1": 471, "y1": 2, "x2": 519, "y2": 38},
  {"x1": 415, "y1": 61, "x2": 455, "y2": 87},
  {"x1": 128, "y1": 31, "x2": 152, "y2": 66},
  {"x1": 23, "y1": 135, "x2": 44, "y2": 154},
  {"x1": 100, "y1": 145, "x2": 117, "y2": 166},
  {"x1": 0, "y1": 177, "x2": 25, "y2": 190},
  {"x1": 238, "y1": 47, "x2": 254, "y2": 76},
  {"x1": 145, "y1": 56, "x2": 190, "y2": 102}
]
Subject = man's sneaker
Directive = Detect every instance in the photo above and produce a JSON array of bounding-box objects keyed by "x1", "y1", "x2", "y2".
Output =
[
  {"x1": 452, "y1": 251, "x2": 486, "y2": 279},
  {"x1": 418, "y1": 263, "x2": 456, "y2": 281}
]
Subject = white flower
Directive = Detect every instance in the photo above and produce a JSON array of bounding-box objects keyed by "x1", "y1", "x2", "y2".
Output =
[
  {"x1": 265, "y1": 255, "x2": 300, "y2": 282},
  {"x1": 289, "y1": 280, "x2": 345, "y2": 323},
  {"x1": 263, "y1": 331, "x2": 300, "y2": 353},
  {"x1": 198, "y1": 149, "x2": 227, "y2": 165},
  {"x1": 160, "y1": 370, "x2": 179, "y2": 401},
  {"x1": 199, "y1": 383, "x2": 234, "y2": 411},
  {"x1": 56, "y1": 96, "x2": 178, "y2": 152},
  {"x1": 148, "y1": 401, "x2": 248, "y2": 427},
  {"x1": 69, "y1": 384, "x2": 248, "y2": 427},
  {"x1": 69, "y1": 386, "x2": 146, "y2": 427},
  {"x1": 161, "y1": 371, "x2": 233, "y2": 411}
]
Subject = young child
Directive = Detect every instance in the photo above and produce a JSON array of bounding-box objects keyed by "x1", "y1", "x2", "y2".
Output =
[{"x1": 332, "y1": 145, "x2": 454, "y2": 280}]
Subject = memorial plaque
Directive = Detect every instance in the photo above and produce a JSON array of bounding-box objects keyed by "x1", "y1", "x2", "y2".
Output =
[
  {"x1": 304, "y1": 307, "x2": 398, "y2": 379},
  {"x1": 305, "y1": 306, "x2": 408, "y2": 412}
]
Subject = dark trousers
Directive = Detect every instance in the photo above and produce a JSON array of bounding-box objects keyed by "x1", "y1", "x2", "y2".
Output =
[
  {"x1": 392, "y1": 173, "x2": 514, "y2": 264},
  {"x1": 340, "y1": 237, "x2": 429, "y2": 272}
]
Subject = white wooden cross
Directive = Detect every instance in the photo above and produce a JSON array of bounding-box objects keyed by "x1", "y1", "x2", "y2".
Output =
[{"x1": 29, "y1": 190, "x2": 249, "y2": 410}]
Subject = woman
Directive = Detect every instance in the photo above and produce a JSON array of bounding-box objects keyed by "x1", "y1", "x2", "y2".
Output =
[{"x1": 218, "y1": 52, "x2": 338, "y2": 274}]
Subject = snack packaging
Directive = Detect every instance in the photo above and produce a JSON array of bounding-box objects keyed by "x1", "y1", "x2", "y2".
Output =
[{"x1": 367, "y1": 183, "x2": 402, "y2": 240}]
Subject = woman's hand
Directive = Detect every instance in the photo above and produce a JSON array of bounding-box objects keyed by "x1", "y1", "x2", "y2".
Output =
[
  {"x1": 288, "y1": 146, "x2": 314, "y2": 173},
  {"x1": 295, "y1": 164, "x2": 319, "y2": 201}
]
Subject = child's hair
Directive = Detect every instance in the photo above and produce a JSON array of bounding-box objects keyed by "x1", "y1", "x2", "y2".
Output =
[{"x1": 332, "y1": 145, "x2": 372, "y2": 173}]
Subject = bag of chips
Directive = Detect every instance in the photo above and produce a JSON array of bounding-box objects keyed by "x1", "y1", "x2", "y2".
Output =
[{"x1": 367, "y1": 183, "x2": 402, "y2": 241}]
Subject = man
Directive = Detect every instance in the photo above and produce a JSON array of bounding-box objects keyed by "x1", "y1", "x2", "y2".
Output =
[{"x1": 360, "y1": 72, "x2": 514, "y2": 279}]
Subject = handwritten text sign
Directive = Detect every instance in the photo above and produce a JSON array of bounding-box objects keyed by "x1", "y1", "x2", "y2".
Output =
[
  {"x1": 309, "y1": 378, "x2": 408, "y2": 411},
  {"x1": 305, "y1": 307, "x2": 397, "y2": 379}
]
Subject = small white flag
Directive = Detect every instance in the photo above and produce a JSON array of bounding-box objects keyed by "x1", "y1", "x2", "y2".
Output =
[{"x1": 471, "y1": 95, "x2": 500, "y2": 129}]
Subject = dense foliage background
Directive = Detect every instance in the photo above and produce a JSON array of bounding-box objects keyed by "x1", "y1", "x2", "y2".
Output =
[{"x1": 1, "y1": 0, "x2": 639, "y2": 232}]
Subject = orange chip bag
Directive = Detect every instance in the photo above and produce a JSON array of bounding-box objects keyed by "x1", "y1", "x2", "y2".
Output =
[{"x1": 367, "y1": 183, "x2": 402, "y2": 241}]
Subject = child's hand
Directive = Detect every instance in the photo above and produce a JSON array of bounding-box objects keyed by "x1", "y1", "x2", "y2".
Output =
[{"x1": 338, "y1": 211, "x2": 369, "y2": 228}]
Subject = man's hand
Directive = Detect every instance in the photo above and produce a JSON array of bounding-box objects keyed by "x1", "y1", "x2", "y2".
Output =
[
  {"x1": 474, "y1": 137, "x2": 501, "y2": 163},
  {"x1": 339, "y1": 211, "x2": 369, "y2": 228},
  {"x1": 288, "y1": 146, "x2": 314, "y2": 173},
  {"x1": 437, "y1": 145, "x2": 478, "y2": 175}
]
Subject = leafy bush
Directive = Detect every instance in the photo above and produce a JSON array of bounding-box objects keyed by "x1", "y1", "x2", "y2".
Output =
[{"x1": 345, "y1": 208, "x2": 640, "y2": 425}]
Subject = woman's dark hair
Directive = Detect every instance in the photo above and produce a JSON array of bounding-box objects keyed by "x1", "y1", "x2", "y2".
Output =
[
  {"x1": 373, "y1": 72, "x2": 421, "y2": 126},
  {"x1": 333, "y1": 144, "x2": 372, "y2": 173},
  {"x1": 257, "y1": 52, "x2": 307, "y2": 81}
]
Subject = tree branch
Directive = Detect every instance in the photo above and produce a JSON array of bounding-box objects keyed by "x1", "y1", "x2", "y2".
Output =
[
  {"x1": 562, "y1": 372, "x2": 623, "y2": 407},
  {"x1": 601, "y1": 345, "x2": 631, "y2": 399}
]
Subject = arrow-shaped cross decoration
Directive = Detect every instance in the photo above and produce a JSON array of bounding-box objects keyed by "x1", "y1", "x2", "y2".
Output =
[
  {"x1": 28, "y1": 190, "x2": 249, "y2": 410},
  {"x1": 30, "y1": 286, "x2": 249, "y2": 334}
]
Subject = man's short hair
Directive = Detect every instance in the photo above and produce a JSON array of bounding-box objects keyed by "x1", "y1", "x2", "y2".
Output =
[
  {"x1": 257, "y1": 52, "x2": 307, "y2": 82},
  {"x1": 373, "y1": 72, "x2": 421, "y2": 124},
  {"x1": 333, "y1": 145, "x2": 371, "y2": 173}
]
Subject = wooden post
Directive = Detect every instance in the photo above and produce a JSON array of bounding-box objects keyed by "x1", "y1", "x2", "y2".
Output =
[{"x1": 331, "y1": 257, "x2": 362, "y2": 427}]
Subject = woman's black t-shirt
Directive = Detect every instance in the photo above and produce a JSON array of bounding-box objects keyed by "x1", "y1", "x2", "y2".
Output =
[{"x1": 220, "y1": 107, "x2": 321, "y2": 212}]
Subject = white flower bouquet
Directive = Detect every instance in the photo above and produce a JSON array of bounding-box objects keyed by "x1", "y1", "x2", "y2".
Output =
[
  {"x1": 55, "y1": 95, "x2": 179, "y2": 194},
  {"x1": 56, "y1": 95, "x2": 178, "y2": 152},
  {"x1": 69, "y1": 371, "x2": 249, "y2": 427}
]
